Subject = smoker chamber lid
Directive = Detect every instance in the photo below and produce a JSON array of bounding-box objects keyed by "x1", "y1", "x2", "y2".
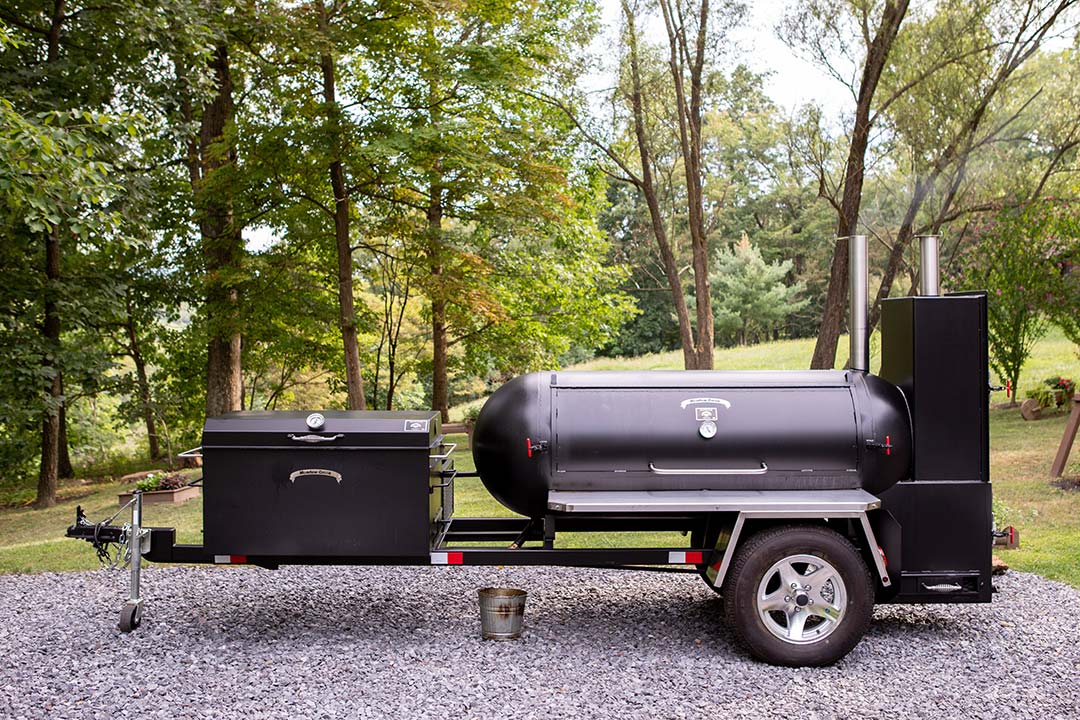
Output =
[
  {"x1": 202, "y1": 410, "x2": 441, "y2": 449},
  {"x1": 550, "y1": 370, "x2": 854, "y2": 388}
]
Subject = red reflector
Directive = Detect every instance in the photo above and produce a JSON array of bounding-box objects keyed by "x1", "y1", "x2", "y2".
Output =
[
  {"x1": 448, "y1": 552, "x2": 463, "y2": 565},
  {"x1": 877, "y1": 546, "x2": 887, "y2": 568},
  {"x1": 686, "y1": 551, "x2": 703, "y2": 564},
  {"x1": 886, "y1": 434, "x2": 891, "y2": 456},
  {"x1": 526, "y1": 437, "x2": 532, "y2": 458},
  {"x1": 232, "y1": 555, "x2": 247, "y2": 564}
]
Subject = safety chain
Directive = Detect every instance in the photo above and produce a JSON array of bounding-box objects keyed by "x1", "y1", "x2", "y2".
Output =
[{"x1": 74, "y1": 498, "x2": 138, "y2": 570}]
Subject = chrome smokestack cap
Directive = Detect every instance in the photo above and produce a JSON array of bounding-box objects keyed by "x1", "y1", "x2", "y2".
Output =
[
  {"x1": 848, "y1": 235, "x2": 869, "y2": 372},
  {"x1": 919, "y1": 235, "x2": 940, "y2": 296}
]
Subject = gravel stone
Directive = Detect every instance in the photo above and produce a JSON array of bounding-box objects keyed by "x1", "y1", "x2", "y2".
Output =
[{"x1": 0, "y1": 566, "x2": 1077, "y2": 719}]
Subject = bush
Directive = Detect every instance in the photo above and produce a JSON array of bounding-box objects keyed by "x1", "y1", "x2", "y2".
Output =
[
  {"x1": 135, "y1": 472, "x2": 186, "y2": 492},
  {"x1": 1044, "y1": 375, "x2": 1076, "y2": 402},
  {"x1": 1026, "y1": 386, "x2": 1056, "y2": 409}
]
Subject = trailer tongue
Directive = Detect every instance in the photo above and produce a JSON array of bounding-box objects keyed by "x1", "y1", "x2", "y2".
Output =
[{"x1": 66, "y1": 235, "x2": 994, "y2": 666}]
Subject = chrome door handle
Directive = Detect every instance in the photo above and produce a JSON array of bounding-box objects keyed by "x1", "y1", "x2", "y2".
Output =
[
  {"x1": 287, "y1": 433, "x2": 344, "y2": 443},
  {"x1": 648, "y1": 461, "x2": 768, "y2": 475}
]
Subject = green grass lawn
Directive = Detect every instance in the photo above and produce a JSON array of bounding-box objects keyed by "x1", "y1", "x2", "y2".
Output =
[{"x1": 2, "y1": 328, "x2": 1078, "y2": 585}]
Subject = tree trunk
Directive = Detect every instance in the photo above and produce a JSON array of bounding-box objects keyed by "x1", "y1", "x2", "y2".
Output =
[
  {"x1": 659, "y1": 0, "x2": 714, "y2": 369},
  {"x1": 428, "y1": 182, "x2": 449, "y2": 422},
  {"x1": 57, "y1": 373, "x2": 73, "y2": 478},
  {"x1": 34, "y1": 0, "x2": 68, "y2": 507},
  {"x1": 318, "y1": 2, "x2": 366, "y2": 410},
  {"x1": 810, "y1": 0, "x2": 909, "y2": 370},
  {"x1": 868, "y1": 176, "x2": 932, "y2": 331},
  {"x1": 624, "y1": 5, "x2": 699, "y2": 369},
  {"x1": 126, "y1": 298, "x2": 161, "y2": 460},
  {"x1": 199, "y1": 43, "x2": 244, "y2": 417},
  {"x1": 35, "y1": 226, "x2": 62, "y2": 508}
]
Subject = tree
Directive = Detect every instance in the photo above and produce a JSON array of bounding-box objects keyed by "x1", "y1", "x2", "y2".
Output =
[
  {"x1": 614, "y1": 0, "x2": 746, "y2": 369},
  {"x1": 866, "y1": 0, "x2": 1080, "y2": 332},
  {"x1": 783, "y1": 0, "x2": 910, "y2": 369},
  {"x1": 364, "y1": 0, "x2": 631, "y2": 420},
  {"x1": 954, "y1": 203, "x2": 1059, "y2": 403},
  {"x1": 1043, "y1": 202, "x2": 1080, "y2": 358},
  {"x1": 711, "y1": 236, "x2": 809, "y2": 346},
  {"x1": 191, "y1": 40, "x2": 246, "y2": 417},
  {"x1": 0, "y1": 9, "x2": 148, "y2": 507},
  {"x1": 785, "y1": 1, "x2": 1080, "y2": 368}
]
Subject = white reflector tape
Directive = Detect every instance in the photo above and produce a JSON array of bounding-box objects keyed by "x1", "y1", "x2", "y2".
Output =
[
  {"x1": 668, "y1": 551, "x2": 704, "y2": 564},
  {"x1": 669, "y1": 551, "x2": 687, "y2": 564},
  {"x1": 431, "y1": 552, "x2": 449, "y2": 565},
  {"x1": 214, "y1": 555, "x2": 231, "y2": 564}
]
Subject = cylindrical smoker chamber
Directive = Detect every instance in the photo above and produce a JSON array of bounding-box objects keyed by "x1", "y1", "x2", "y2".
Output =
[{"x1": 472, "y1": 370, "x2": 911, "y2": 518}]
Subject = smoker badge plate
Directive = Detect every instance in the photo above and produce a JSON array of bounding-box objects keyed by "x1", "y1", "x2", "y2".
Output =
[{"x1": 289, "y1": 468, "x2": 343, "y2": 484}]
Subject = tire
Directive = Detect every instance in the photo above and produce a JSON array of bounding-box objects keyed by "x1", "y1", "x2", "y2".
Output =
[
  {"x1": 118, "y1": 601, "x2": 142, "y2": 633},
  {"x1": 723, "y1": 525, "x2": 873, "y2": 667}
]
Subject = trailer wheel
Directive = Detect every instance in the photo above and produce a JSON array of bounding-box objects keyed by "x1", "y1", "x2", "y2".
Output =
[
  {"x1": 723, "y1": 525, "x2": 873, "y2": 667},
  {"x1": 118, "y1": 602, "x2": 141, "y2": 633}
]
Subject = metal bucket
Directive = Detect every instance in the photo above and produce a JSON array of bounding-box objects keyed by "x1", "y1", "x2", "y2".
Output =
[{"x1": 477, "y1": 587, "x2": 527, "y2": 640}]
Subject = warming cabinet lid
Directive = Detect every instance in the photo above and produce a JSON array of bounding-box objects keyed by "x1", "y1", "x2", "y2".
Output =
[{"x1": 202, "y1": 410, "x2": 442, "y2": 450}]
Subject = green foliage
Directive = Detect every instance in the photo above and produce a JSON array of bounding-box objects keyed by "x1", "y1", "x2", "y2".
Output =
[
  {"x1": 710, "y1": 237, "x2": 809, "y2": 346},
  {"x1": 1043, "y1": 375, "x2": 1076, "y2": 405},
  {"x1": 1025, "y1": 385, "x2": 1055, "y2": 409},
  {"x1": 135, "y1": 472, "x2": 186, "y2": 492},
  {"x1": 1045, "y1": 203, "x2": 1080, "y2": 356},
  {"x1": 953, "y1": 202, "x2": 1066, "y2": 400}
]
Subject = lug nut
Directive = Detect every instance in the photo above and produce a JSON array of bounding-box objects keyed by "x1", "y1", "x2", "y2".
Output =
[{"x1": 784, "y1": 596, "x2": 791, "y2": 603}]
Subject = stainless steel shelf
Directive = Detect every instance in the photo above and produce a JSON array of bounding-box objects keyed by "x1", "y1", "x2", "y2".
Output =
[{"x1": 547, "y1": 488, "x2": 881, "y2": 514}]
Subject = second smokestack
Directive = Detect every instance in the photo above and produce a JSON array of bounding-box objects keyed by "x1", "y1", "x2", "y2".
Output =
[
  {"x1": 849, "y1": 235, "x2": 869, "y2": 372},
  {"x1": 920, "y1": 235, "x2": 940, "y2": 296}
]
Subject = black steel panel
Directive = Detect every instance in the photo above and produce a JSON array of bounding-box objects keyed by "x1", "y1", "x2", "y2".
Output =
[
  {"x1": 202, "y1": 410, "x2": 443, "y2": 558},
  {"x1": 880, "y1": 294, "x2": 989, "y2": 482},
  {"x1": 553, "y1": 387, "x2": 857, "y2": 472},
  {"x1": 473, "y1": 370, "x2": 911, "y2": 517},
  {"x1": 552, "y1": 370, "x2": 852, "y2": 388},
  {"x1": 202, "y1": 410, "x2": 439, "y2": 449},
  {"x1": 878, "y1": 481, "x2": 992, "y2": 602}
]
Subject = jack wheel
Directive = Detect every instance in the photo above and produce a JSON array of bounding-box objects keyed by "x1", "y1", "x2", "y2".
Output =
[{"x1": 118, "y1": 602, "x2": 142, "y2": 633}]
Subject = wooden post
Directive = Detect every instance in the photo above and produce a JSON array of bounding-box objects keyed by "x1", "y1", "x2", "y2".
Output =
[{"x1": 1050, "y1": 393, "x2": 1080, "y2": 477}]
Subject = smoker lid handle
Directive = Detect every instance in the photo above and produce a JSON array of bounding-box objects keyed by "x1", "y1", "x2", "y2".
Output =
[
  {"x1": 648, "y1": 461, "x2": 769, "y2": 476},
  {"x1": 287, "y1": 433, "x2": 345, "y2": 443}
]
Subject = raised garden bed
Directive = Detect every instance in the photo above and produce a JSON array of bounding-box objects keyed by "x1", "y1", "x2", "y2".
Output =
[
  {"x1": 118, "y1": 484, "x2": 200, "y2": 506},
  {"x1": 118, "y1": 471, "x2": 200, "y2": 506}
]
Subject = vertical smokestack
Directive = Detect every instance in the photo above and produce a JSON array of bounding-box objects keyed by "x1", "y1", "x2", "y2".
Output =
[
  {"x1": 849, "y1": 235, "x2": 869, "y2": 372},
  {"x1": 919, "y1": 235, "x2": 940, "y2": 296}
]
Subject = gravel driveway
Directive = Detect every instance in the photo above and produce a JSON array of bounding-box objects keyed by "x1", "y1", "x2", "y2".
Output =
[{"x1": 0, "y1": 565, "x2": 1077, "y2": 719}]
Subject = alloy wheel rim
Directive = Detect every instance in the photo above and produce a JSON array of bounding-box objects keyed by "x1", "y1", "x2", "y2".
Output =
[{"x1": 756, "y1": 553, "x2": 847, "y2": 645}]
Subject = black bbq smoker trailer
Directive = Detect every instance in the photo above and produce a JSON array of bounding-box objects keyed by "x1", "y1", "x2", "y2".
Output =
[{"x1": 67, "y1": 236, "x2": 995, "y2": 667}]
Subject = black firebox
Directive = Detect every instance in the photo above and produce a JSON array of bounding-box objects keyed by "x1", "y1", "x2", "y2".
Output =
[{"x1": 202, "y1": 410, "x2": 446, "y2": 559}]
